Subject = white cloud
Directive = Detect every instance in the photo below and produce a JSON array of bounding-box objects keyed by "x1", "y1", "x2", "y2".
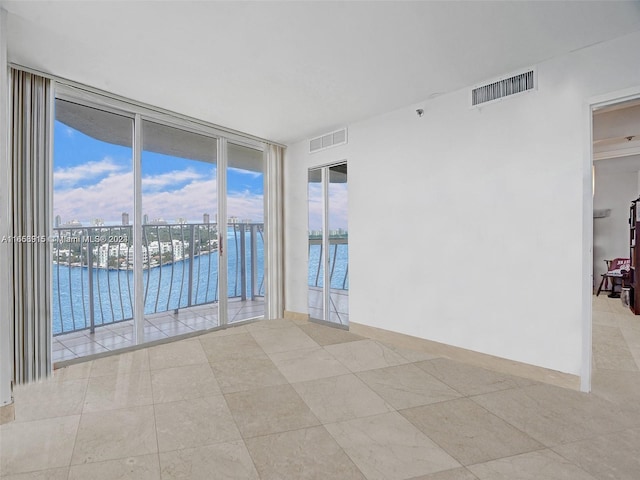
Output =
[
  {"x1": 54, "y1": 168, "x2": 265, "y2": 225},
  {"x1": 307, "y1": 182, "x2": 348, "y2": 232},
  {"x1": 228, "y1": 167, "x2": 262, "y2": 179},
  {"x1": 54, "y1": 157, "x2": 124, "y2": 188},
  {"x1": 142, "y1": 168, "x2": 205, "y2": 191}
]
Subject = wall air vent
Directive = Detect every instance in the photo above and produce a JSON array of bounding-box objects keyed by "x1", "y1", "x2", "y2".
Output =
[
  {"x1": 309, "y1": 128, "x2": 348, "y2": 153},
  {"x1": 471, "y1": 69, "x2": 535, "y2": 107}
]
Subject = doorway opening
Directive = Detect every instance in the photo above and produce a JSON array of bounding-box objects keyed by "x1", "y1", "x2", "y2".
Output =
[{"x1": 588, "y1": 91, "x2": 640, "y2": 392}]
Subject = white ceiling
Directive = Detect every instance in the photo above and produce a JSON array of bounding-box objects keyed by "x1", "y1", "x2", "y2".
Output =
[{"x1": 3, "y1": 1, "x2": 640, "y2": 144}]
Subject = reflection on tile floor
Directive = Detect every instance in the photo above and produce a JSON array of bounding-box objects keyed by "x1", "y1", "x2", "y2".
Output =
[
  {"x1": 2, "y1": 296, "x2": 640, "y2": 479},
  {"x1": 52, "y1": 299, "x2": 265, "y2": 364}
]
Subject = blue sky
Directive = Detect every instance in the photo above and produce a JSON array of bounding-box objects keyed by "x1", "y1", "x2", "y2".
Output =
[{"x1": 53, "y1": 121, "x2": 264, "y2": 225}]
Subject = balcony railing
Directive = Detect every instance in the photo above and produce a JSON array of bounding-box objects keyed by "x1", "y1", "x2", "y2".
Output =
[
  {"x1": 52, "y1": 223, "x2": 264, "y2": 336},
  {"x1": 308, "y1": 235, "x2": 349, "y2": 290}
]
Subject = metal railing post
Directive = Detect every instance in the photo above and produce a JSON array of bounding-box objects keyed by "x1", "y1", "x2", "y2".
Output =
[
  {"x1": 240, "y1": 224, "x2": 247, "y2": 301},
  {"x1": 250, "y1": 224, "x2": 257, "y2": 301},
  {"x1": 187, "y1": 224, "x2": 195, "y2": 307},
  {"x1": 87, "y1": 235, "x2": 95, "y2": 334}
]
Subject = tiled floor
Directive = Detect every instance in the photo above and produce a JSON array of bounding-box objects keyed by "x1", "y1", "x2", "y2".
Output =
[
  {"x1": 52, "y1": 299, "x2": 265, "y2": 363},
  {"x1": 1, "y1": 298, "x2": 640, "y2": 479}
]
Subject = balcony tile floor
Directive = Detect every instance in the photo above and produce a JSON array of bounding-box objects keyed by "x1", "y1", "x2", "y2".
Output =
[
  {"x1": 52, "y1": 299, "x2": 265, "y2": 364},
  {"x1": 1, "y1": 294, "x2": 639, "y2": 479}
]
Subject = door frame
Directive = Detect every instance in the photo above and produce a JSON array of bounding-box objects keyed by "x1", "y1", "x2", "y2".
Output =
[{"x1": 582, "y1": 85, "x2": 640, "y2": 392}]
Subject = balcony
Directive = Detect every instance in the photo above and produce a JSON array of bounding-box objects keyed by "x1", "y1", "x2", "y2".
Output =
[{"x1": 52, "y1": 223, "x2": 264, "y2": 363}]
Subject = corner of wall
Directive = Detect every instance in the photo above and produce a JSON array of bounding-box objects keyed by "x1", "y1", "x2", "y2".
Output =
[{"x1": 0, "y1": 7, "x2": 14, "y2": 407}]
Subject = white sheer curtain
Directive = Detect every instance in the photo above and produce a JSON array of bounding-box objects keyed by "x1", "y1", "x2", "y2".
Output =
[
  {"x1": 264, "y1": 144, "x2": 284, "y2": 319},
  {"x1": 10, "y1": 68, "x2": 52, "y2": 383}
]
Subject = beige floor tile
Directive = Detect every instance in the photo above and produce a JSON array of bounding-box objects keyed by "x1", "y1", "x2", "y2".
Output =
[
  {"x1": 357, "y1": 363, "x2": 461, "y2": 409},
  {"x1": 52, "y1": 361, "x2": 93, "y2": 381},
  {"x1": 83, "y1": 369, "x2": 153, "y2": 413},
  {"x1": 0, "y1": 467, "x2": 70, "y2": 480},
  {"x1": 593, "y1": 325, "x2": 639, "y2": 371},
  {"x1": 245, "y1": 425, "x2": 366, "y2": 480},
  {"x1": 68, "y1": 454, "x2": 161, "y2": 480},
  {"x1": 410, "y1": 468, "x2": 479, "y2": 480},
  {"x1": 592, "y1": 310, "x2": 619, "y2": 327},
  {"x1": 13, "y1": 378, "x2": 87, "y2": 422},
  {"x1": 71, "y1": 406, "x2": 157, "y2": 464},
  {"x1": 468, "y1": 449, "x2": 597, "y2": 480},
  {"x1": 209, "y1": 353, "x2": 288, "y2": 394},
  {"x1": 324, "y1": 339, "x2": 409, "y2": 372},
  {"x1": 292, "y1": 374, "x2": 393, "y2": 424},
  {"x1": 249, "y1": 325, "x2": 318, "y2": 353},
  {"x1": 199, "y1": 332, "x2": 265, "y2": 363},
  {"x1": 415, "y1": 358, "x2": 536, "y2": 396},
  {"x1": 159, "y1": 440, "x2": 259, "y2": 480},
  {"x1": 298, "y1": 323, "x2": 364, "y2": 346},
  {"x1": 225, "y1": 384, "x2": 320, "y2": 438},
  {"x1": 148, "y1": 339, "x2": 208, "y2": 370},
  {"x1": 552, "y1": 427, "x2": 640, "y2": 480},
  {"x1": 400, "y1": 398, "x2": 542, "y2": 466},
  {"x1": 383, "y1": 342, "x2": 441, "y2": 362},
  {"x1": 325, "y1": 411, "x2": 460, "y2": 479},
  {"x1": 0, "y1": 415, "x2": 80, "y2": 475},
  {"x1": 197, "y1": 325, "x2": 248, "y2": 338},
  {"x1": 154, "y1": 395, "x2": 241, "y2": 452},
  {"x1": 268, "y1": 347, "x2": 349, "y2": 383},
  {"x1": 151, "y1": 363, "x2": 221, "y2": 403},
  {"x1": 472, "y1": 384, "x2": 629, "y2": 446},
  {"x1": 592, "y1": 297, "x2": 613, "y2": 313},
  {"x1": 591, "y1": 369, "x2": 640, "y2": 425},
  {"x1": 244, "y1": 318, "x2": 297, "y2": 330},
  {"x1": 90, "y1": 349, "x2": 150, "y2": 377}
]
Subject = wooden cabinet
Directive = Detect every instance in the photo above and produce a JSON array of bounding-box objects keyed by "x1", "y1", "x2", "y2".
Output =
[{"x1": 630, "y1": 198, "x2": 640, "y2": 313}]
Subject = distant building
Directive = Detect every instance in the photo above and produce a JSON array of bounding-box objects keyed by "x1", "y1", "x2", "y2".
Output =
[
  {"x1": 61, "y1": 219, "x2": 82, "y2": 227},
  {"x1": 203, "y1": 213, "x2": 210, "y2": 224},
  {"x1": 54, "y1": 215, "x2": 61, "y2": 228},
  {"x1": 122, "y1": 212, "x2": 129, "y2": 225}
]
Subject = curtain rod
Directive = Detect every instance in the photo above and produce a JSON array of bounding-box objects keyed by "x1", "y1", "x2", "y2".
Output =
[{"x1": 9, "y1": 62, "x2": 287, "y2": 149}]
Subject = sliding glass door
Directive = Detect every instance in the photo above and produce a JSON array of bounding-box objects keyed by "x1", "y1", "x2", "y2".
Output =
[
  {"x1": 308, "y1": 162, "x2": 349, "y2": 326},
  {"x1": 227, "y1": 143, "x2": 265, "y2": 324},
  {"x1": 52, "y1": 92, "x2": 268, "y2": 362},
  {"x1": 52, "y1": 99, "x2": 135, "y2": 359},
  {"x1": 141, "y1": 120, "x2": 219, "y2": 339}
]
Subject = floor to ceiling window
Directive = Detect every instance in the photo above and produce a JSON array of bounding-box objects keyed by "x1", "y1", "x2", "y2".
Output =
[
  {"x1": 227, "y1": 143, "x2": 265, "y2": 324},
  {"x1": 141, "y1": 120, "x2": 219, "y2": 340},
  {"x1": 53, "y1": 99, "x2": 135, "y2": 360},
  {"x1": 51, "y1": 85, "x2": 272, "y2": 363}
]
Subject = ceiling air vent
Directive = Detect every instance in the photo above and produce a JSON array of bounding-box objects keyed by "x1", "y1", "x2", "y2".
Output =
[
  {"x1": 309, "y1": 128, "x2": 348, "y2": 153},
  {"x1": 471, "y1": 69, "x2": 535, "y2": 107}
]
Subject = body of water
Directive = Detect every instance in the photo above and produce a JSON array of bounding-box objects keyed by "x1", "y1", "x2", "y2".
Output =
[{"x1": 53, "y1": 232, "x2": 349, "y2": 335}]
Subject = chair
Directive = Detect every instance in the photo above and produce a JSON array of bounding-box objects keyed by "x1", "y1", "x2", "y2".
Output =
[{"x1": 596, "y1": 257, "x2": 631, "y2": 297}]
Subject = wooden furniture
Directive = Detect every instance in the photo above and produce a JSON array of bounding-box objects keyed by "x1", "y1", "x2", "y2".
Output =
[
  {"x1": 597, "y1": 258, "x2": 630, "y2": 297},
  {"x1": 630, "y1": 198, "x2": 640, "y2": 313}
]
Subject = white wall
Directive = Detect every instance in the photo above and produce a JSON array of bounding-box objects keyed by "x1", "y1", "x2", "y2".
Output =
[
  {"x1": 593, "y1": 162, "x2": 640, "y2": 284},
  {"x1": 284, "y1": 29, "x2": 640, "y2": 377},
  {"x1": 0, "y1": 8, "x2": 13, "y2": 407}
]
